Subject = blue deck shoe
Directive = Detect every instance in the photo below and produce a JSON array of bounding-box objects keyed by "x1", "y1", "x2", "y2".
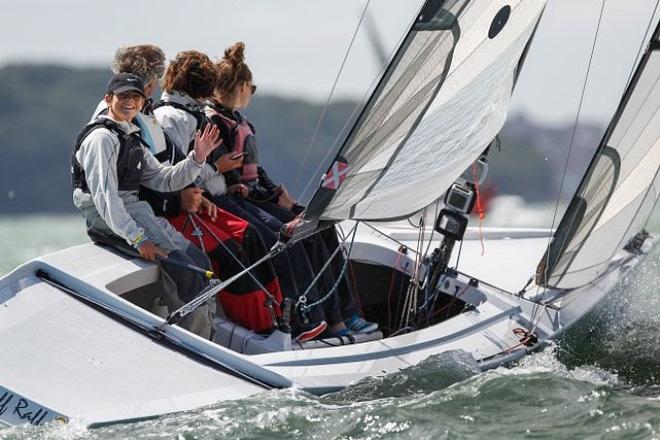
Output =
[
  {"x1": 330, "y1": 327, "x2": 351, "y2": 338},
  {"x1": 345, "y1": 315, "x2": 378, "y2": 334}
]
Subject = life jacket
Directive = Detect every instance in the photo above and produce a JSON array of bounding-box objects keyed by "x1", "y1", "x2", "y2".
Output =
[
  {"x1": 100, "y1": 105, "x2": 172, "y2": 160},
  {"x1": 71, "y1": 119, "x2": 147, "y2": 193},
  {"x1": 152, "y1": 101, "x2": 207, "y2": 152},
  {"x1": 206, "y1": 106, "x2": 259, "y2": 182}
]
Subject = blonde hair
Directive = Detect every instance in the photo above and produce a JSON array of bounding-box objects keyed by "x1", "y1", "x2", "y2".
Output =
[{"x1": 111, "y1": 44, "x2": 166, "y2": 84}]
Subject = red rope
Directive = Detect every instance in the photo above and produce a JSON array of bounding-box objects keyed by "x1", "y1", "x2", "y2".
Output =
[
  {"x1": 387, "y1": 250, "x2": 405, "y2": 333},
  {"x1": 471, "y1": 162, "x2": 486, "y2": 256},
  {"x1": 429, "y1": 283, "x2": 470, "y2": 320},
  {"x1": 505, "y1": 327, "x2": 539, "y2": 353}
]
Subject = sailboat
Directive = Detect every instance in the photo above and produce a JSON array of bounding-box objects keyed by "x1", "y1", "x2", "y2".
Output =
[{"x1": 2, "y1": 0, "x2": 659, "y2": 428}]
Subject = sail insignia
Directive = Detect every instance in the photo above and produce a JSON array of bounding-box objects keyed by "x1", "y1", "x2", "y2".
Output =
[{"x1": 489, "y1": 6, "x2": 511, "y2": 39}]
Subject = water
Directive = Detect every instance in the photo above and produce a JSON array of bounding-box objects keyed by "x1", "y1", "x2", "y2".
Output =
[
  {"x1": 0, "y1": 215, "x2": 87, "y2": 277},
  {"x1": 2, "y1": 214, "x2": 660, "y2": 439}
]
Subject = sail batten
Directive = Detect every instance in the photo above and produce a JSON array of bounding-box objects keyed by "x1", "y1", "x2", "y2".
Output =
[
  {"x1": 537, "y1": 20, "x2": 660, "y2": 289},
  {"x1": 300, "y1": 0, "x2": 547, "y2": 226}
]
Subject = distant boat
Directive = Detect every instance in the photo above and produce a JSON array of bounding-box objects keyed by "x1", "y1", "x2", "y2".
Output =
[{"x1": 2, "y1": 0, "x2": 659, "y2": 428}]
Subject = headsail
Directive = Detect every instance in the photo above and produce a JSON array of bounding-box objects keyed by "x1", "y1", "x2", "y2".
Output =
[
  {"x1": 537, "y1": 20, "x2": 660, "y2": 289},
  {"x1": 303, "y1": 0, "x2": 547, "y2": 223}
]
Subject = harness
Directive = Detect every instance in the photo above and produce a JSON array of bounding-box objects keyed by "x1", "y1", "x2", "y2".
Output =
[
  {"x1": 206, "y1": 106, "x2": 259, "y2": 182},
  {"x1": 71, "y1": 119, "x2": 149, "y2": 193}
]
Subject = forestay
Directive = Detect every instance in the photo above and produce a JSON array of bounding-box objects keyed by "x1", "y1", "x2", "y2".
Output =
[
  {"x1": 537, "y1": 21, "x2": 660, "y2": 289},
  {"x1": 304, "y1": 0, "x2": 546, "y2": 222}
]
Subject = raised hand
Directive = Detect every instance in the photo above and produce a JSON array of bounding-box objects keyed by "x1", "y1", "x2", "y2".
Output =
[{"x1": 193, "y1": 123, "x2": 221, "y2": 163}]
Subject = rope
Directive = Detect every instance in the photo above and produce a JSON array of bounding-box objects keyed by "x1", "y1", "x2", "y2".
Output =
[
  {"x1": 454, "y1": 239, "x2": 464, "y2": 271},
  {"x1": 298, "y1": 224, "x2": 359, "y2": 315},
  {"x1": 504, "y1": 302, "x2": 548, "y2": 353},
  {"x1": 362, "y1": 222, "x2": 422, "y2": 256},
  {"x1": 422, "y1": 200, "x2": 441, "y2": 258},
  {"x1": 296, "y1": 6, "x2": 418, "y2": 203},
  {"x1": 387, "y1": 250, "x2": 405, "y2": 334},
  {"x1": 505, "y1": 328, "x2": 539, "y2": 352},
  {"x1": 165, "y1": 240, "x2": 287, "y2": 326},
  {"x1": 188, "y1": 213, "x2": 279, "y2": 305},
  {"x1": 542, "y1": 0, "x2": 607, "y2": 287},
  {"x1": 295, "y1": 223, "x2": 357, "y2": 308},
  {"x1": 428, "y1": 283, "x2": 470, "y2": 321},
  {"x1": 398, "y1": 213, "x2": 426, "y2": 332},
  {"x1": 292, "y1": 0, "x2": 372, "y2": 196},
  {"x1": 471, "y1": 161, "x2": 485, "y2": 256}
]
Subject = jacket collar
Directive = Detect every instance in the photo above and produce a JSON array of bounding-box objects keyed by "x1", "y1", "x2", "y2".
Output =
[
  {"x1": 98, "y1": 115, "x2": 141, "y2": 135},
  {"x1": 160, "y1": 90, "x2": 202, "y2": 109},
  {"x1": 206, "y1": 100, "x2": 243, "y2": 123}
]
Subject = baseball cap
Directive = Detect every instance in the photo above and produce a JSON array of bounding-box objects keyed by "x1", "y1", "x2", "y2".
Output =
[{"x1": 106, "y1": 72, "x2": 146, "y2": 97}]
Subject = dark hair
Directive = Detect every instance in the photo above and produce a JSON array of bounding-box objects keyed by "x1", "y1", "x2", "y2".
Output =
[
  {"x1": 163, "y1": 50, "x2": 216, "y2": 99},
  {"x1": 111, "y1": 44, "x2": 166, "y2": 83},
  {"x1": 215, "y1": 42, "x2": 252, "y2": 96}
]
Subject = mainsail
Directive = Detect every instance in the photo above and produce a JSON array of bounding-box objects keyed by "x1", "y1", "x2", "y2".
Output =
[
  {"x1": 537, "y1": 20, "x2": 660, "y2": 289},
  {"x1": 302, "y1": 0, "x2": 546, "y2": 223}
]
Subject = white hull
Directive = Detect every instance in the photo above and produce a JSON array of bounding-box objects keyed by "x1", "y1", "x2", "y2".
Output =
[{"x1": 0, "y1": 225, "x2": 652, "y2": 427}]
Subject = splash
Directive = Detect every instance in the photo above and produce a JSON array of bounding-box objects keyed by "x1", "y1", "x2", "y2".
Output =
[
  {"x1": 324, "y1": 349, "x2": 481, "y2": 403},
  {"x1": 558, "y1": 245, "x2": 660, "y2": 385}
]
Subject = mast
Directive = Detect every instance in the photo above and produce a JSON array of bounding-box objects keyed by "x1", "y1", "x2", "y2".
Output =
[{"x1": 537, "y1": 18, "x2": 660, "y2": 289}]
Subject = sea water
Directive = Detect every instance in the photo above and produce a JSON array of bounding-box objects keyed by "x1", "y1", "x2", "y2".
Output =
[{"x1": 2, "y1": 213, "x2": 660, "y2": 439}]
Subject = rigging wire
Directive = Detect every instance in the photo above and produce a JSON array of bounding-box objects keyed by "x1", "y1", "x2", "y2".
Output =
[
  {"x1": 296, "y1": 5, "x2": 420, "y2": 203},
  {"x1": 398, "y1": 212, "x2": 426, "y2": 332},
  {"x1": 623, "y1": 0, "x2": 660, "y2": 92},
  {"x1": 297, "y1": 224, "x2": 359, "y2": 315},
  {"x1": 292, "y1": 0, "x2": 372, "y2": 197},
  {"x1": 541, "y1": 0, "x2": 608, "y2": 287},
  {"x1": 362, "y1": 221, "x2": 422, "y2": 256},
  {"x1": 554, "y1": 1, "x2": 660, "y2": 355},
  {"x1": 422, "y1": 199, "x2": 441, "y2": 258},
  {"x1": 186, "y1": 213, "x2": 279, "y2": 305}
]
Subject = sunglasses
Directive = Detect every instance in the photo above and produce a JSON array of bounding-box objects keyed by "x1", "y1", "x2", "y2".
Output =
[{"x1": 249, "y1": 84, "x2": 257, "y2": 95}]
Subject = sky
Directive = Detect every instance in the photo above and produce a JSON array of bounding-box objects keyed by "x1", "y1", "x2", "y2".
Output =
[{"x1": 1, "y1": 0, "x2": 659, "y2": 126}]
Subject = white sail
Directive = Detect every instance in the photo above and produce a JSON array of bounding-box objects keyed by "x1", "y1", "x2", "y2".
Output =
[
  {"x1": 538, "y1": 23, "x2": 660, "y2": 289},
  {"x1": 306, "y1": 0, "x2": 546, "y2": 222}
]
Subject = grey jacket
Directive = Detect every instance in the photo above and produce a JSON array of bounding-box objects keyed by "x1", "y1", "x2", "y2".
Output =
[
  {"x1": 152, "y1": 92, "x2": 226, "y2": 195},
  {"x1": 93, "y1": 99, "x2": 226, "y2": 196},
  {"x1": 153, "y1": 91, "x2": 200, "y2": 155},
  {"x1": 73, "y1": 115, "x2": 205, "y2": 247}
]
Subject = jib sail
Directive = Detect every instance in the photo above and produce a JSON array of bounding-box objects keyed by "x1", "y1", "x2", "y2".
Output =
[
  {"x1": 301, "y1": 0, "x2": 546, "y2": 225},
  {"x1": 537, "y1": 20, "x2": 660, "y2": 289}
]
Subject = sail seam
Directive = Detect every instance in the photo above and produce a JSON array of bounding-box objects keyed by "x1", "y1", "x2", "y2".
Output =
[{"x1": 347, "y1": 2, "x2": 471, "y2": 218}]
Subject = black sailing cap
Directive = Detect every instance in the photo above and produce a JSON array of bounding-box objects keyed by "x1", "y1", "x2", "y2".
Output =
[{"x1": 106, "y1": 72, "x2": 146, "y2": 97}]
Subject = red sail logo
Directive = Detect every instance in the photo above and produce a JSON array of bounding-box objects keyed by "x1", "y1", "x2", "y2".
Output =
[{"x1": 321, "y1": 161, "x2": 350, "y2": 190}]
